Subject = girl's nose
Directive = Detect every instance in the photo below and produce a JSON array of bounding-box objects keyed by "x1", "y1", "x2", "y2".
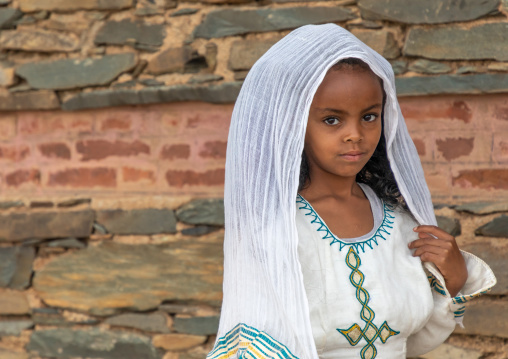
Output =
[{"x1": 343, "y1": 123, "x2": 363, "y2": 143}]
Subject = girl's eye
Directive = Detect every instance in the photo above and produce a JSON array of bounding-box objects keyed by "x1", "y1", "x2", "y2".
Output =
[
  {"x1": 324, "y1": 117, "x2": 340, "y2": 125},
  {"x1": 363, "y1": 114, "x2": 378, "y2": 122}
]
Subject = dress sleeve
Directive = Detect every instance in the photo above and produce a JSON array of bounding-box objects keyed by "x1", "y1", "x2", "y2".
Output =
[{"x1": 406, "y1": 250, "x2": 497, "y2": 357}]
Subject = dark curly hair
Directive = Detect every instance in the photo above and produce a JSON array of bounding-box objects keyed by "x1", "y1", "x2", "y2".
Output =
[{"x1": 299, "y1": 58, "x2": 407, "y2": 209}]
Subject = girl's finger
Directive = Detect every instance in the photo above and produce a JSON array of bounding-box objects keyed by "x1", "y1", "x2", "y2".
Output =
[
  {"x1": 412, "y1": 245, "x2": 443, "y2": 257},
  {"x1": 409, "y1": 238, "x2": 451, "y2": 249},
  {"x1": 413, "y1": 225, "x2": 454, "y2": 241}
]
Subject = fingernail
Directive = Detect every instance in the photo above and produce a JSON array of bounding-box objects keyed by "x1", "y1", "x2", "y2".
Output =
[{"x1": 413, "y1": 227, "x2": 417, "y2": 231}]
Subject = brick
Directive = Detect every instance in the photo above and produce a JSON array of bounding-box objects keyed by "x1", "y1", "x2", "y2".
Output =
[
  {"x1": 100, "y1": 117, "x2": 132, "y2": 131},
  {"x1": 199, "y1": 141, "x2": 227, "y2": 159},
  {"x1": 122, "y1": 167, "x2": 155, "y2": 183},
  {"x1": 76, "y1": 139, "x2": 150, "y2": 161},
  {"x1": 5, "y1": 169, "x2": 40, "y2": 187},
  {"x1": 160, "y1": 144, "x2": 190, "y2": 160},
  {"x1": 412, "y1": 138, "x2": 426, "y2": 156},
  {"x1": 38, "y1": 143, "x2": 71, "y2": 160},
  {"x1": 0, "y1": 115, "x2": 16, "y2": 140},
  {"x1": 421, "y1": 164, "x2": 452, "y2": 198},
  {"x1": 0, "y1": 145, "x2": 30, "y2": 162},
  {"x1": 152, "y1": 333, "x2": 206, "y2": 351},
  {"x1": 165, "y1": 169, "x2": 225, "y2": 187},
  {"x1": 493, "y1": 133, "x2": 508, "y2": 162},
  {"x1": 436, "y1": 137, "x2": 474, "y2": 161},
  {"x1": 48, "y1": 168, "x2": 116, "y2": 188},
  {"x1": 452, "y1": 169, "x2": 508, "y2": 190},
  {"x1": 18, "y1": 111, "x2": 93, "y2": 136}
]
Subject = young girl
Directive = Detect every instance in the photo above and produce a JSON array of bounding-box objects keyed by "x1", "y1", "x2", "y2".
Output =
[{"x1": 207, "y1": 24, "x2": 496, "y2": 359}]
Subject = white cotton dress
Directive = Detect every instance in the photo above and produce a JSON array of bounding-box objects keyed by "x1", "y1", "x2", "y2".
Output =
[{"x1": 296, "y1": 184, "x2": 496, "y2": 359}]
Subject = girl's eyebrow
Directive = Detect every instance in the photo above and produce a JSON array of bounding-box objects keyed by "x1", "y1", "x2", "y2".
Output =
[{"x1": 315, "y1": 103, "x2": 382, "y2": 114}]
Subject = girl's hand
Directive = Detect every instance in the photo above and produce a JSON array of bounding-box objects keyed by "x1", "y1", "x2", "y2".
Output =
[{"x1": 408, "y1": 225, "x2": 468, "y2": 297}]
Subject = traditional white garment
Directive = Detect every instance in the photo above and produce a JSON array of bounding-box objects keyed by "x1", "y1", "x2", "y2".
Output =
[
  {"x1": 296, "y1": 184, "x2": 496, "y2": 359},
  {"x1": 207, "y1": 24, "x2": 497, "y2": 359}
]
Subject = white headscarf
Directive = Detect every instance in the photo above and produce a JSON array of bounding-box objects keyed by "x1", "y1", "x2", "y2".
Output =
[{"x1": 209, "y1": 24, "x2": 441, "y2": 359}]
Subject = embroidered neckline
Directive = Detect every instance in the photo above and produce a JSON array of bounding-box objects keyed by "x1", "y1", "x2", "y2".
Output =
[{"x1": 296, "y1": 194, "x2": 394, "y2": 253}]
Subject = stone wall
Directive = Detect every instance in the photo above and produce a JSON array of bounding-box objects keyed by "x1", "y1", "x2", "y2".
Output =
[{"x1": 0, "y1": 0, "x2": 507, "y2": 358}]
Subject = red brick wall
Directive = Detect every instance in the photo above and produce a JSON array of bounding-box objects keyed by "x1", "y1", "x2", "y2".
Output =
[{"x1": 1, "y1": 95, "x2": 506, "y2": 202}]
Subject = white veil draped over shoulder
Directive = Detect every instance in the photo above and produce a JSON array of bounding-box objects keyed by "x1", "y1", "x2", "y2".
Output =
[{"x1": 208, "y1": 24, "x2": 441, "y2": 359}]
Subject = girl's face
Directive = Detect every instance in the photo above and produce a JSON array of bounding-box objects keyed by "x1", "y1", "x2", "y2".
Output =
[{"x1": 305, "y1": 67, "x2": 384, "y2": 181}]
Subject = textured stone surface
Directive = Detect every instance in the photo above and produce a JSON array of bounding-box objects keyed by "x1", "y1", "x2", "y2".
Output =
[
  {"x1": 0, "y1": 8, "x2": 22, "y2": 29},
  {"x1": 194, "y1": 7, "x2": 354, "y2": 39},
  {"x1": 173, "y1": 316, "x2": 219, "y2": 335},
  {"x1": 62, "y1": 82, "x2": 242, "y2": 111},
  {"x1": 188, "y1": 74, "x2": 223, "y2": 84},
  {"x1": 0, "y1": 90, "x2": 59, "y2": 111},
  {"x1": 462, "y1": 242, "x2": 507, "y2": 295},
  {"x1": 33, "y1": 241, "x2": 223, "y2": 315},
  {"x1": 152, "y1": 333, "x2": 206, "y2": 351},
  {"x1": 350, "y1": 29, "x2": 399, "y2": 59},
  {"x1": 455, "y1": 202, "x2": 508, "y2": 215},
  {"x1": 358, "y1": 0, "x2": 499, "y2": 24},
  {"x1": 391, "y1": 60, "x2": 407, "y2": 75},
  {"x1": 47, "y1": 238, "x2": 86, "y2": 249},
  {"x1": 19, "y1": 0, "x2": 134, "y2": 12},
  {"x1": 105, "y1": 312, "x2": 169, "y2": 333},
  {"x1": 95, "y1": 19, "x2": 165, "y2": 51},
  {"x1": 418, "y1": 343, "x2": 482, "y2": 359},
  {"x1": 27, "y1": 328, "x2": 160, "y2": 359},
  {"x1": 229, "y1": 37, "x2": 281, "y2": 71},
  {"x1": 0, "y1": 290, "x2": 30, "y2": 315},
  {"x1": 32, "y1": 308, "x2": 99, "y2": 326},
  {"x1": 147, "y1": 46, "x2": 207, "y2": 75},
  {"x1": 436, "y1": 216, "x2": 461, "y2": 237},
  {"x1": 404, "y1": 23, "x2": 508, "y2": 61},
  {"x1": 96, "y1": 209, "x2": 176, "y2": 235},
  {"x1": 454, "y1": 300, "x2": 508, "y2": 338},
  {"x1": 0, "y1": 28, "x2": 80, "y2": 52},
  {"x1": 16, "y1": 54, "x2": 137, "y2": 90},
  {"x1": 408, "y1": 59, "x2": 451, "y2": 74},
  {"x1": 0, "y1": 246, "x2": 35, "y2": 289},
  {"x1": 176, "y1": 199, "x2": 224, "y2": 226},
  {"x1": 0, "y1": 65, "x2": 15, "y2": 87},
  {"x1": 395, "y1": 74, "x2": 508, "y2": 96},
  {"x1": 0, "y1": 210, "x2": 94, "y2": 242},
  {"x1": 475, "y1": 215, "x2": 508, "y2": 238},
  {"x1": 171, "y1": 8, "x2": 199, "y2": 16},
  {"x1": 0, "y1": 348, "x2": 28, "y2": 359},
  {"x1": 181, "y1": 225, "x2": 219, "y2": 236},
  {"x1": 0, "y1": 320, "x2": 34, "y2": 336}
]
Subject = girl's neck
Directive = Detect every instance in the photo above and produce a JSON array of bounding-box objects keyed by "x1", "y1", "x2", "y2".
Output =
[{"x1": 299, "y1": 175, "x2": 365, "y2": 203}]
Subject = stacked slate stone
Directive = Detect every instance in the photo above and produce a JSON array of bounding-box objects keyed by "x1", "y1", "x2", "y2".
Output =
[
  {"x1": 0, "y1": 0, "x2": 508, "y2": 111},
  {"x1": 0, "y1": 198, "x2": 224, "y2": 359},
  {"x1": 0, "y1": 0, "x2": 507, "y2": 358}
]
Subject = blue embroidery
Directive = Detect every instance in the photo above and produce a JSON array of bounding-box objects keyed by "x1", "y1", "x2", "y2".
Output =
[
  {"x1": 296, "y1": 194, "x2": 394, "y2": 253},
  {"x1": 453, "y1": 306, "x2": 466, "y2": 318}
]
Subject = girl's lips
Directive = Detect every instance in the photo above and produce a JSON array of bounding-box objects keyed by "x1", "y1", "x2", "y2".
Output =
[{"x1": 339, "y1": 151, "x2": 365, "y2": 161}]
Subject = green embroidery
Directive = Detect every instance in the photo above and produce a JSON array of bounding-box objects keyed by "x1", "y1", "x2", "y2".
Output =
[{"x1": 337, "y1": 247, "x2": 399, "y2": 359}]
